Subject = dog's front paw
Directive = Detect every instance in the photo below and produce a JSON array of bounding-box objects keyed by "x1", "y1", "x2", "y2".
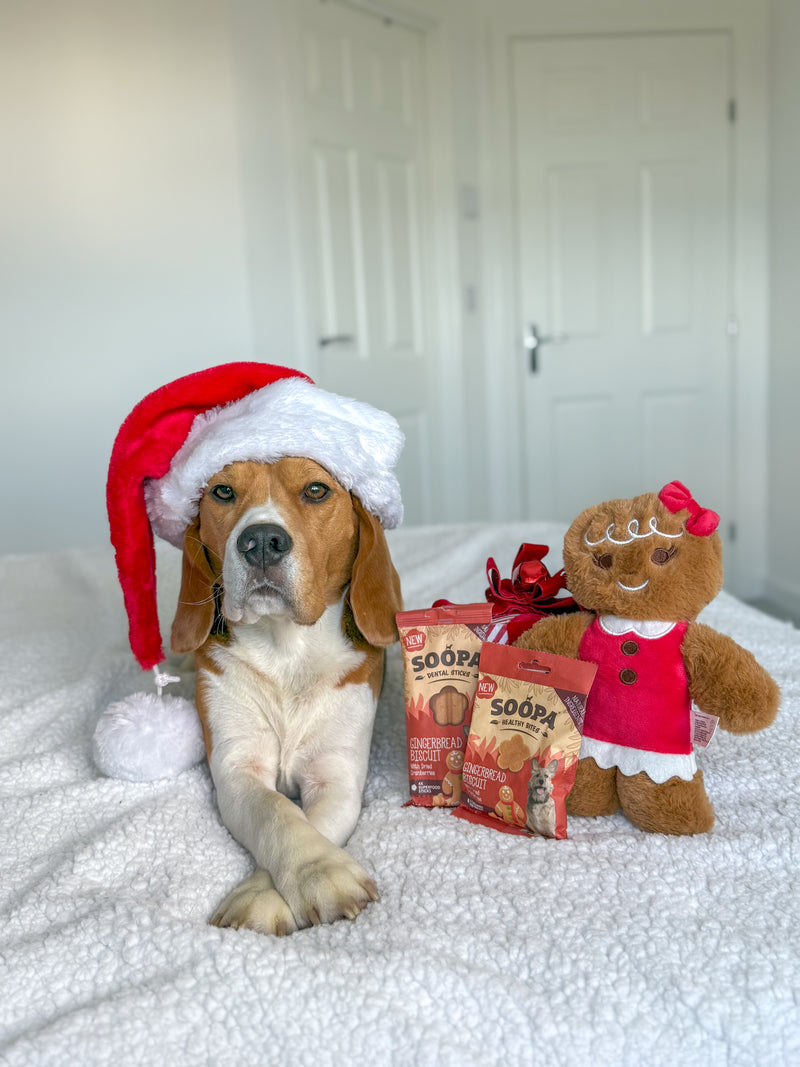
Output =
[
  {"x1": 211, "y1": 869, "x2": 298, "y2": 937},
  {"x1": 277, "y1": 845, "x2": 379, "y2": 929}
]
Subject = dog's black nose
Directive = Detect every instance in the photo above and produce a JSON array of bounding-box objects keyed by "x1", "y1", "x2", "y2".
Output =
[{"x1": 237, "y1": 524, "x2": 293, "y2": 569}]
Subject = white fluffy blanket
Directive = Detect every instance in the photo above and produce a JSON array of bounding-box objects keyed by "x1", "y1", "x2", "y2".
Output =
[{"x1": 2, "y1": 522, "x2": 799, "y2": 1066}]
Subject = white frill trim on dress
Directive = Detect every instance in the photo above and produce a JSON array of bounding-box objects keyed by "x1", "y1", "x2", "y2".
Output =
[
  {"x1": 598, "y1": 616, "x2": 676, "y2": 638},
  {"x1": 580, "y1": 735, "x2": 697, "y2": 784}
]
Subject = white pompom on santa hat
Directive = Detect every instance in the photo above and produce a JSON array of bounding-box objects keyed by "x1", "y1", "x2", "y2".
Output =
[{"x1": 94, "y1": 361, "x2": 404, "y2": 782}]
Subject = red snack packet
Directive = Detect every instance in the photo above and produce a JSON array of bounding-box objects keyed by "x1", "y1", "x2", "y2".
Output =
[
  {"x1": 435, "y1": 544, "x2": 578, "y2": 645},
  {"x1": 454, "y1": 642, "x2": 597, "y2": 838},
  {"x1": 396, "y1": 604, "x2": 494, "y2": 807}
]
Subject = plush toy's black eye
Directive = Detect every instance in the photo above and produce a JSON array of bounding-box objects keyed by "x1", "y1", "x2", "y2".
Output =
[
  {"x1": 651, "y1": 546, "x2": 677, "y2": 565},
  {"x1": 594, "y1": 553, "x2": 614, "y2": 570},
  {"x1": 210, "y1": 484, "x2": 236, "y2": 503},
  {"x1": 303, "y1": 482, "x2": 331, "y2": 502}
]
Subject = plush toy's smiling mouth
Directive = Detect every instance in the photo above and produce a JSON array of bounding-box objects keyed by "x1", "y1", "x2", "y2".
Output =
[{"x1": 617, "y1": 579, "x2": 650, "y2": 591}]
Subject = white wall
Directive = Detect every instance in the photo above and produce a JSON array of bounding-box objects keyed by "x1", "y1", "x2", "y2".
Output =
[
  {"x1": 766, "y1": 0, "x2": 800, "y2": 618},
  {"x1": 1, "y1": 0, "x2": 300, "y2": 552},
  {"x1": 0, "y1": 0, "x2": 483, "y2": 554},
  {"x1": 2, "y1": 0, "x2": 792, "y2": 596}
]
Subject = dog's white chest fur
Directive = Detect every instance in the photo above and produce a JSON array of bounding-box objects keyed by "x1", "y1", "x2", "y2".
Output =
[{"x1": 202, "y1": 600, "x2": 373, "y2": 798}]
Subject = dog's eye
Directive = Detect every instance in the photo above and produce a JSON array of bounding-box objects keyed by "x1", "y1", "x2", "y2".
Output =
[
  {"x1": 210, "y1": 484, "x2": 236, "y2": 503},
  {"x1": 303, "y1": 482, "x2": 331, "y2": 503},
  {"x1": 651, "y1": 546, "x2": 677, "y2": 565},
  {"x1": 593, "y1": 553, "x2": 614, "y2": 570}
]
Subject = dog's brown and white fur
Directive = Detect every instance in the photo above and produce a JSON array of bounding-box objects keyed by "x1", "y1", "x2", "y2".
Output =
[{"x1": 171, "y1": 457, "x2": 402, "y2": 935}]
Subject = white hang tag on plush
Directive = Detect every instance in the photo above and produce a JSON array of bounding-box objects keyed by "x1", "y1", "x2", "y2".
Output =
[{"x1": 691, "y1": 707, "x2": 720, "y2": 748}]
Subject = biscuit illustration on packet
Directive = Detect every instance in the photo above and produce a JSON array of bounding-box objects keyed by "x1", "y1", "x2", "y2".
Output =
[
  {"x1": 430, "y1": 685, "x2": 469, "y2": 727},
  {"x1": 497, "y1": 734, "x2": 530, "y2": 772}
]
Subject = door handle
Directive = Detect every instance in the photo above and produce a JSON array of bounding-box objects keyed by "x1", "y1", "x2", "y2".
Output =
[
  {"x1": 318, "y1": 333, "x2": 355, "y2": 348},
  {"x1": 524, "y1": 323, "x2": 568, "y2": 373}
]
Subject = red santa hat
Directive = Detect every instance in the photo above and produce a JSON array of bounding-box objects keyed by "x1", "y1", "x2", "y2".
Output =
[{"x1": 107, "y1": 361, "x2": 405, "y2": 673}]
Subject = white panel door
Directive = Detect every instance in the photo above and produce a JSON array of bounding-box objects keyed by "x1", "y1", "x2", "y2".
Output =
[
  {"x1": 297, "y1": 0, "x2": 436, "y2": 525},
  {"x1": 513, "y1": 33, "x2": 732, "y2": 530}
]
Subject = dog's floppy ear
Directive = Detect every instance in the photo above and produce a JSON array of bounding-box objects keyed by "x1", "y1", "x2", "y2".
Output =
[
  {"x1": 171, "y1": 516, "x2": 218, "y2": 654},
  {"x1": 349, "y1": 496, "x2": 403, "y2": 648}
]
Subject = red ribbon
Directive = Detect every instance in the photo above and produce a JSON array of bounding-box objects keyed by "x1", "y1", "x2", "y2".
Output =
[
  {"x1": 432, "y1": 544, "x2": 579, "y2": 644},
  {"x1": 485, "y1": 543, "x2": 577, "y2": 620},
  {"x1": 658, "y1": 480, "x2": 720, "y2": 537}
]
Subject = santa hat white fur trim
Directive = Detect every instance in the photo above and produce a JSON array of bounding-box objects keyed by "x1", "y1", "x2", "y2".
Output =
[{"x1": 144, "y1": 377, "x2": 404, "y2": 547}]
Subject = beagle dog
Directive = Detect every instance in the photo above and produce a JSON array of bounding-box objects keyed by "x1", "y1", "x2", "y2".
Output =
[{"x1": 171, "y1": 455, "x2": 402, "y2": 936}]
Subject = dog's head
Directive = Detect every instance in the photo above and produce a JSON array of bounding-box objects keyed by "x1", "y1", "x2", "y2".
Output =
[
  {"x1": 171, "y1": 457, "x2": 402, "y2": 653},
  {"x1": 528, "y1": 760, "x2": 558, "y2": 806}
]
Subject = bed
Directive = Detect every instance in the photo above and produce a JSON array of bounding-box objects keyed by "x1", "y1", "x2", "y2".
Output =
[{"x1": 2, "y1": 521, "x2": 799, "y2": 1066}]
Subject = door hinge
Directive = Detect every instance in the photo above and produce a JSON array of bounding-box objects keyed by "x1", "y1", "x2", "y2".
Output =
[
  {"x1": 728, "y1": 521, "x2": 737, "y2": 543},
  {"x1": 728, "y1": 99, "x2": 737, "y2": 123}
]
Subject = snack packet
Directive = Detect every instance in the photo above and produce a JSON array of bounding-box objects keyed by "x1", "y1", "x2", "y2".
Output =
[
  {"x1": 397, "y1": 604, "x2": 493, "y2": 807},
  {"x1": 454, "y1": 642, "x2": 597, "y2": 838}
]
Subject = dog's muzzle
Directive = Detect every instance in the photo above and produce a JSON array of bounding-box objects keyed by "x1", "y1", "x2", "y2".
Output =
[
  {"x1": 237, "y1": 524, "x2": 293, "y2": 570},
  {"x1": 222, "y1": 519, "x2": 299, "y2": 625}
]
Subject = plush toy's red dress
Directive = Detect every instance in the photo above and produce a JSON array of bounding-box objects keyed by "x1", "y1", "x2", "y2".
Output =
[{"x1": 577, "y1": 616, "x2": 697, "y2": 783}]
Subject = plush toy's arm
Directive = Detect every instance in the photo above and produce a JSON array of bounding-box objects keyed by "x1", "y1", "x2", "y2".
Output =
[
  {"x1": 514, "y1": 611, "x2": 594, "y2": 658},
  {"x1": 682, "y1": 621, "x2": 780, "y2": 733}
]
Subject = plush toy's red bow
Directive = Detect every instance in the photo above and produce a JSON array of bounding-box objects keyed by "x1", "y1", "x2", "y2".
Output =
[
  {"x1": 485, "y1": 544, "x2": 577, "y2": 617},
  {"x1": 658, "y1": 480, "x2": 720, "y2": 537}
]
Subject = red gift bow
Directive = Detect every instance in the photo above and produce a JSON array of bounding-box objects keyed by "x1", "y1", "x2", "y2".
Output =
[
  {"x1": 658, "y1": 480, "x2": 720, "y2": 537},
  {"x1": 431, "y1": 544, "x2": 578, "y2": 644},
  {"x1": 485, "y1": 543, "x2": 577, "y2": 620}
]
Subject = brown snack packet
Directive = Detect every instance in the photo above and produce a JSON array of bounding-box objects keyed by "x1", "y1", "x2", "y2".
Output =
[
  {"x1": 397, "y1": 604, "x2": 494, "y2": 807},
  {"x1": 454, "y1": 642, "x2": 597, "y2": 838}
]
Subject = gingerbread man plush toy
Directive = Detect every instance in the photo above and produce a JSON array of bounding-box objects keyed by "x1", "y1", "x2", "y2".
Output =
[{"x1": 515, "y1": 481, "x2": 780, "y2": 835}]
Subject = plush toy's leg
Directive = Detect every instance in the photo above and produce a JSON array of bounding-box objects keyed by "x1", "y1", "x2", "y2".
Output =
[
  {"x1": 566, "y1": 757, "x2": 620, "y2": 816},
  {"x1": 616, "y1": 769, "x2": 715, "y2": 835}
]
